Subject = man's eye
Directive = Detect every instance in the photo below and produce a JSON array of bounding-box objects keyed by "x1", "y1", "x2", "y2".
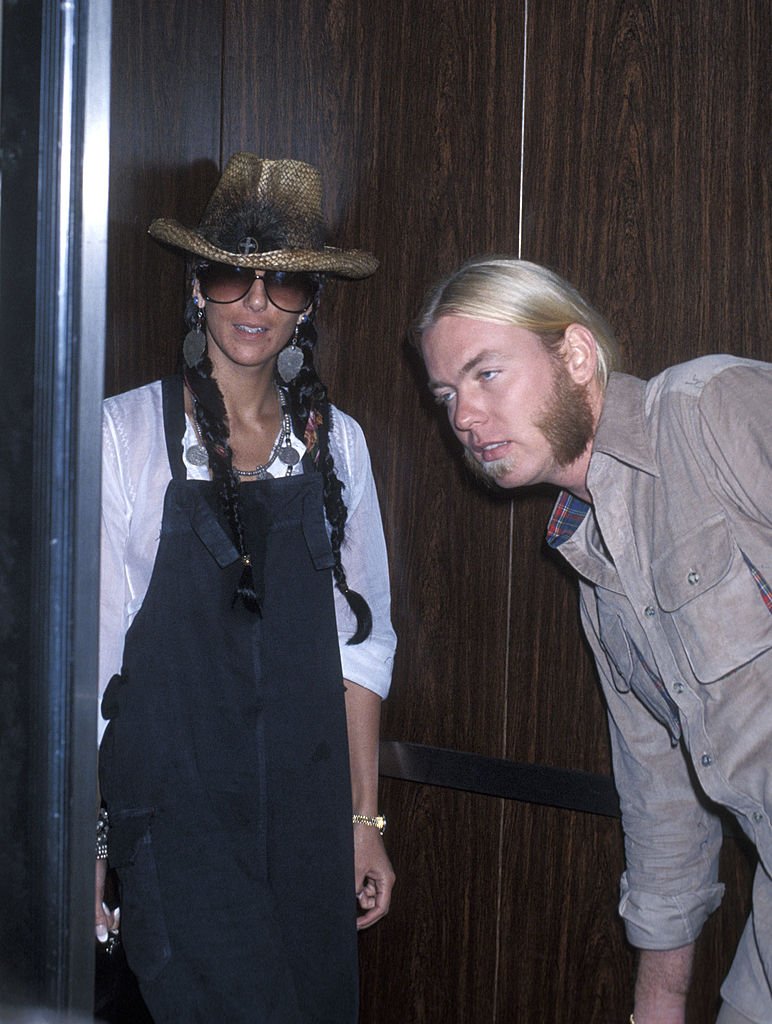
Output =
[
  {"x1": 433, "y1": 391, "x2": 455, "y2": 406},
  {"x1": 480, "y1": 370, "x2": 499, "y2": 381}
]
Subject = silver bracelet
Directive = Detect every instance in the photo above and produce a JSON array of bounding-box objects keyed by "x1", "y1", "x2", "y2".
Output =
[{"x1": 96, "y1": 807, "x2": 109, "y2": 860}]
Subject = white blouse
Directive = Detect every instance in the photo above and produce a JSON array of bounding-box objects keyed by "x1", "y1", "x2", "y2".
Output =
[{"x1": 99, "y1": 380, "x2": 396, "y2": 743}]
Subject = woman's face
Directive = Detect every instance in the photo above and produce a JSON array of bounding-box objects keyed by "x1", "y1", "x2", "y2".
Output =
[{"x1": 193, "y1": 272, "x2": 309, "y2": 376}]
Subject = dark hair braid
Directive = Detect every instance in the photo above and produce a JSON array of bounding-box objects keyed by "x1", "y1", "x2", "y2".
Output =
[
  {"x1": 282, "y1": 310, "x2": 373, "y2": 645},
  {"x1": 182, "y1": 299, "x2": 260, "y2": 613}
]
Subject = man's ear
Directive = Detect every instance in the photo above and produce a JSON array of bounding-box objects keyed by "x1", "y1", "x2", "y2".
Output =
[{"x1": 562, "y1": 324, "x2": 598, "y2": 386}]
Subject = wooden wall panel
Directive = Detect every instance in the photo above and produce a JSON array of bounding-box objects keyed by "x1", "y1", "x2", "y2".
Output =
[
  {"x1": 220, "y1": 8, "x2": 526, "y2": 1020},
  {"x1": 105, "y1": 1, "x2": 225, "y2": 397},
  {"x1": 358, "y1": 780, "x2": 500, "y2": 1024},
  {"x1": 221, "y1": 0, "x2": 526, "y2": 759},
  {"x1": 522, "y1": 0, "x2": 771, "y2": 375},
  {"x1": 518, "y1": 1, "x2": 769, "y2": 1018},
  {"x1": 506, "y1": 492, "x2": 612, "y2": 774},
  {"x1": 102, "y1": 0, "x2": 768, "y2": 1021},
  {"x1": 498, "y1": 804, "x2": 632, "y2": 1022}
]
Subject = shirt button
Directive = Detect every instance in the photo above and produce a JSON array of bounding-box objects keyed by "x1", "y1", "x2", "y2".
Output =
[
  {"x1": 687, "y1": 570, "x2": 700, "y2": 585},
  {"x1": 700, "y1": 753, "x2": 713, "y2": 767},
  {"x1": 644, "y1": 606, "x2": 656, "y2": 617},
  {"x1": 673, "y1": 682, "x2": 685, "y2": 694},
  {"x1": 752, "y1": 811, "x2": 764, "y2": 824}
]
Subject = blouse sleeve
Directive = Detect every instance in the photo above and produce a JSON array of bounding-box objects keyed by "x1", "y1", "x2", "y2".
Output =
[
  {"x1": 329, "y1": 408, "x2": 396, "y2": 698},
  {"x1": 98, "y1": 402, "x2": 132, "y2": 745}
]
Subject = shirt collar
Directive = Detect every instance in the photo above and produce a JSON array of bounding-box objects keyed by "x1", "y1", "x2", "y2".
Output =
[
  {"x1": 590, "y1": 372, "x2": 658, "y2": 476},
  {"x1": 546, "y1": 372, "x2": 656, "y2": 549}
]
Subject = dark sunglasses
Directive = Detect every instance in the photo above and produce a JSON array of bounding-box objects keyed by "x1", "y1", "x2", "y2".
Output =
[{"x1": 196, "y1": 262, "x2": 317, "y2": 312}]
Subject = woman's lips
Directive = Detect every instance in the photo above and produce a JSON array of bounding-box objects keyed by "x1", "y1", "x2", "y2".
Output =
[{"x1": 234, "y1": 324, "x2": 268, "y2": 334}]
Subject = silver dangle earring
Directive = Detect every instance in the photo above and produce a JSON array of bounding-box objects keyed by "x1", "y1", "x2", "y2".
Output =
[
  {"x1": 183, "y1": 300, "x2": 206, "y2": 368},
  {"x1": 276, "y1": 318, "x2": 306, "y2": 384}
]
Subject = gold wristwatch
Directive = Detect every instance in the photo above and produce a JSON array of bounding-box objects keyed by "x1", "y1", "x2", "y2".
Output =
[{"x1": 352, "y1": 813, "x2": 387, "y2": 835}]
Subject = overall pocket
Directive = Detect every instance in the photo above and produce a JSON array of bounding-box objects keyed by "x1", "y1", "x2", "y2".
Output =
[{"x1": 109, "y1": 810, "x2": 172, "y2": 983}]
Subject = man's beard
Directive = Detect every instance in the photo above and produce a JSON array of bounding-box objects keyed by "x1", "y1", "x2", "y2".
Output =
[{"x1": 462, "y1": 359, "x2": 595, "y2": 485}]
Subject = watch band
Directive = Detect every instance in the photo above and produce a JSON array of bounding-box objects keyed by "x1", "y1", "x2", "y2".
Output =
[{"x1": 352, "y1": 813, "x2": 387, "y2": 835}]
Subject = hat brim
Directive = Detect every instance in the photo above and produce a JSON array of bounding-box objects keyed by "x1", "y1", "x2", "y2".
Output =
[{"x1": 148, "y1": 218, "x2": 378, "y2": 279}]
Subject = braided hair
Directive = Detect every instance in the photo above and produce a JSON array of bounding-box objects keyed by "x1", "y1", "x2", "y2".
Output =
[
  {"x1": 181, "y1": 288, "x2": 373, "y2": 644},
  {"x1": 282, "y1": 302, "x2": 373, "y2": 644},
  {"x1": 182, "y1": 295, "x2": 261, "y2": 613}
]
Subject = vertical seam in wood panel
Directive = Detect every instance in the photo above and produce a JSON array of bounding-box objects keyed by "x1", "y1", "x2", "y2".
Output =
[
  {"x1": 517, "y1": 0, "x2": 529, "y2": 260},
  {"x1": 493, "y1": 502, "x2": 516, "y2": 1024},
  {"x1": 218, "y1": 0, "x2": 227, "y2": 167},
  {"x1": 495, "y1": 8, "x2": 529, "y2": 1020}
]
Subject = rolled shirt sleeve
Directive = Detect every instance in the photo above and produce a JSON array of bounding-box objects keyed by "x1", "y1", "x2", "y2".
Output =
[{"x1": 580, "y1": 589, "x2": 726, "y2": 950}]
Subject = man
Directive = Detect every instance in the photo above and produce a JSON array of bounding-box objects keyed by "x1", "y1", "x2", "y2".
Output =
[{"x1": 417, "y1": 257, "x2": 771, "y2": 1024}]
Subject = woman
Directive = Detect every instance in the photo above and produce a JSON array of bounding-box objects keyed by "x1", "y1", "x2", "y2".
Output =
[{"x1": 94, "y1": 154, "x2": 396, "y2": 1023}]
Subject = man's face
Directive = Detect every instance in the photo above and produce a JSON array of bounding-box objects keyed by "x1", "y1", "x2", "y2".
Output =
[{"x1": 421, "y1": 315, "x2": 595, "y2": 492}]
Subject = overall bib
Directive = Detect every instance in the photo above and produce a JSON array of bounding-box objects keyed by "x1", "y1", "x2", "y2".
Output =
[{"x1": 99, "y1": 378, "x2": 358, "y2": 1023}]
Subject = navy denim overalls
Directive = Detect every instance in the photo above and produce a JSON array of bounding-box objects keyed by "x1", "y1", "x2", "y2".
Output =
[{"x1": 99, "y1": 377, "x2": 358, "y2": 1023}]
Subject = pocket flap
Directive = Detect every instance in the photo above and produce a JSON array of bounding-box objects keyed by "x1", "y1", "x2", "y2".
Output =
[
  {"x1": 303, "y1": 490, "x2": 335, "y2": 571},
  {"x1": 190, "y1": 496, "x2": 240, "y2": 567},
  {"x1": 652, "y1": 514, "x2": 732, "y2": 611}
]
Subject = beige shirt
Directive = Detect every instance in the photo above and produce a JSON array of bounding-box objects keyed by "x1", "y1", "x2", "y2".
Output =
[{"x1": 551, "y1": 357, "x2": 772, "y2": 1014}]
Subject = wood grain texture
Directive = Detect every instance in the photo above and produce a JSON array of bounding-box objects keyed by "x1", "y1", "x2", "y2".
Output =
[
  {"x1": 522, "y1": 0, "x2": 771, "y2": 376},
  {"x1": 358, "y1": 779, "x2": 501, "y2": 1024},
  {"x1": 505, "y1": 491, "x2": 613, "y2": 775},
  {"x1": 521, "y1": 1, "x2": 768, "y2": 1017},
  {"x1": 221, "y1": 0, "x2": 526, "y2": 758},
  {"x1": 498, "y1": 802, "x2": 632, "y2": 1022},
  {"x1": 105, "y1": 0, "x2": 224, "y2": 396},
  {"x1": 102, "y1": 0, "x2": 768, "y2": 1020}
]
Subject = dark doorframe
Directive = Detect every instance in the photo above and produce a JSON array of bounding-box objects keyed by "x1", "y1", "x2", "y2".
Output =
[{"x1": 0, "y1": 0, "x2": 111, "y2": 1014}]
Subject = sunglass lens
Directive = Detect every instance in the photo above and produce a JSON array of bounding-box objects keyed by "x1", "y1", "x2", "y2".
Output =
[
  {"x1": 264, "y1": 271, "x2": 316, "y2": 312},
  {"x1": 198, "y1": 263, "x2": 252, "y2": 302},
  {"x1": 197, "y1": 264, "x2": 316, "y2": 309}
]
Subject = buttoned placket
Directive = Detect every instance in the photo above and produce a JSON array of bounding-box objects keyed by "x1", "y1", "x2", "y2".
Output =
[{"x1": 589, "y1": 482, "x2": 769, "y2": 851}]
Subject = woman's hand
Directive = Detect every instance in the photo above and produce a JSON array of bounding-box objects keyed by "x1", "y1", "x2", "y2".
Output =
[
  {"x1": 95, "y1": 857, "x2": 120, "y2": 945},
  {"x1": 353, "y1": 825, "x2": 395, "y2": 930}
]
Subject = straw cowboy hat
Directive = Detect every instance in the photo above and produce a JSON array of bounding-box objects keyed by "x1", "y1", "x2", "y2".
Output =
[{"x1": 148, "y1": 153, "x2": 378, "y2": 279}]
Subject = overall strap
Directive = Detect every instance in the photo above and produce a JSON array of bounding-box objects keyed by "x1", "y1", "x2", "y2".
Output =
[{"x1": 161, "y1": 375, "x2": 187, "y2": 481}]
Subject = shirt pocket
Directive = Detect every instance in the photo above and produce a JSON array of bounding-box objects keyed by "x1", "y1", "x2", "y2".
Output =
[{"x1": 651, "y1": 513, "x2": 772, "y2": 683}]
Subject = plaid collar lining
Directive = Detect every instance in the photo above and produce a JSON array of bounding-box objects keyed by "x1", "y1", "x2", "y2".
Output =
[{"x1": 546, "y1": 490, "x2": 591, "y2": 548}]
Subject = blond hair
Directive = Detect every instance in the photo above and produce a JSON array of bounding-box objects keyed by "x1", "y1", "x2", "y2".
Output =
[{"x1": 417, "y1": 257, "x2": 621, "y2": 388}]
